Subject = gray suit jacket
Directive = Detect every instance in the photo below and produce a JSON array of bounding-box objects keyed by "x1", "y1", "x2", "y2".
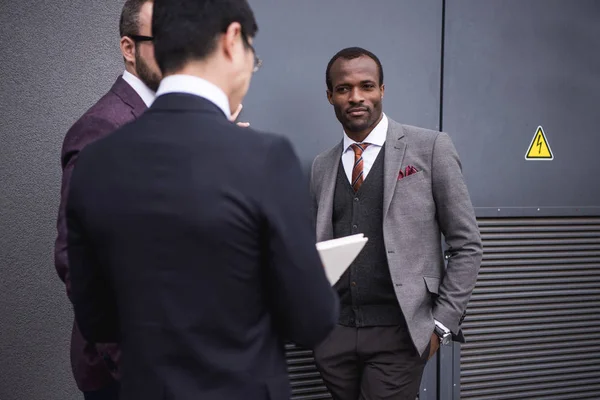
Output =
[{"x1": 310, "y1": 117, "x2": 482, "y2": 355}]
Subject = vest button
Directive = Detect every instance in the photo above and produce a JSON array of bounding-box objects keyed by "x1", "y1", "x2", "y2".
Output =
[{"x1": 354, "y1": 197, "x2": 359, "y2": 202}]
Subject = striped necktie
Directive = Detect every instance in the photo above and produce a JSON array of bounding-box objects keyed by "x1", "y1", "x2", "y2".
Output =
[{"x1": 350, "y1": 143, "x2": 370, "y2": 192}]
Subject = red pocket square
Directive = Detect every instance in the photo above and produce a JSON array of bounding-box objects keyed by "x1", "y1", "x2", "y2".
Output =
[{"x1": 398, "y1": 165, "x2": 419, "y2": 180}]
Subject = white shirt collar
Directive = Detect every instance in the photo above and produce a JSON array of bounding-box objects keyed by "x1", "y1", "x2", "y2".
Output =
[
  {"x1": 154, "y1": 74, "x2": 231, "y2": 118},
  {"x1": 343, "y1": 113, "x2": 388, "y2": 152},
  {"x1": 121, "y1": 70, "x2": 156, "y2": 107}
]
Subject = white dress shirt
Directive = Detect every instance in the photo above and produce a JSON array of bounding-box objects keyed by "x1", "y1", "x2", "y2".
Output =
[
  {"x1": 122, "y1": 70, "x2": 156, "y2": 107},
  {"x1": 154, "y1": 74, "x2": 231, "y2": 118},
  {"x1": 341, "y1": 113, "x2": 389, "y2": 184}
]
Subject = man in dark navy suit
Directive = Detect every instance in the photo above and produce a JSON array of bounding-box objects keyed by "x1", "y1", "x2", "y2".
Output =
[{"x1": 66, "y1": 1, "x2": 339, "y2": 399}]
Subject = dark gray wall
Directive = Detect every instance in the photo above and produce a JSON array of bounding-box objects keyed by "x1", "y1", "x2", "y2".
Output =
[
  {"x1": 245, "y1": 0, "x2": 443, "y2": 169},
  {"x1": 0, "y1": 2, "x2": 123, "y2": 400},
  {"x1": 0, "y1": 1, "x2": 441, "y2": 399},
  {"x1": 443, "y1": 0, "x2": 600, "y2": 209}
]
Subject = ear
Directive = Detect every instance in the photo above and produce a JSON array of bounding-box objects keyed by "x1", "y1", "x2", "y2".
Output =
[
  {"x1": 380, "y1": 84, "x2": 385, "y2": 99},
  {"x1": 120, "y1": 36, "x2": 136, "y2": 65},
  {"x1": 326, "y1": 89, "x2": 333, "y2": 105},
  {"x1": 221, "y1": 22, "x2": 243, "y2": 61}
]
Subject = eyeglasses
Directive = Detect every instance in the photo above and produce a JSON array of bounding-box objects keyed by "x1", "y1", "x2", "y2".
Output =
[
  {"x1": 126, "y1": 33, "x2": 261, "y2": 71},
  {"x1": 242, "y1": 35, "x2": 262, "y2": 73},
  {"x1": 249, "y1": 46, "x2": 262, "y2": 73},
  {"x1": 128, "y1": 35, "x2": 154, "y2": 43}
]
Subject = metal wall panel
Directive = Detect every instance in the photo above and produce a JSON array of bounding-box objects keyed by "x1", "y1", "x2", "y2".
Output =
[
  {"x1": 286, "y1": 343, "x2": 330, "y2": 400},
  {"x1": 262, "y1": 1, "x2": 445, "y2": 397},
  {"x1": 243, "y1": 0, "x2": 443, "y2": 170},
  {"x1": 461, "y1": 216, "x2": 600, "y2": 400},
  {"x1": 442, "y1": 0, "x2": 600, "y2": 209}
]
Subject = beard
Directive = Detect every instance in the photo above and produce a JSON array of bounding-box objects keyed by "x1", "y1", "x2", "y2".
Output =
[
  {"x1": 135, "y1": 52, "x2": 161, "y2": 92},
  {"x1": 334, "y1": 105, "x2": 372, "y2": 133},
  {"x1": 333, "y1": 97, "x2": 384, "y2": 136}
]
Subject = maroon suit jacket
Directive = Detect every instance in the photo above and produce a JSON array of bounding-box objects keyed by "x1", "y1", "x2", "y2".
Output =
[{"x1": 54, "y1": 76, "x2": 147, "y2": 391}]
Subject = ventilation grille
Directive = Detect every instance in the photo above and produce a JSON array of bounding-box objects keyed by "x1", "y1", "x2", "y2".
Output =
[
  {"x1": 460, "y1": 216, "x2": 600, "y2": 400},
  {"x1": 286, "y1": 343, "x2": 331, "y2": 399}
]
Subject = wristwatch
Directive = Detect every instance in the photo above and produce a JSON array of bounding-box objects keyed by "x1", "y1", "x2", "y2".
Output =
[{"x1": 434, "y1": 324, "x2": 452, "y2": 345}]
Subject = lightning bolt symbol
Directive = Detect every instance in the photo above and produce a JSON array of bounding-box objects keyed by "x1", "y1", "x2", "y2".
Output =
[{"x1": 536, "y1": 133, "x2": 543, "y2": 154}]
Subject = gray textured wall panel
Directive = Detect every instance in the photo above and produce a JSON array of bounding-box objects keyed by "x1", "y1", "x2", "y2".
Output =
[{"x1": 0, "y1": 2, "x2": 122, "y2": 399}]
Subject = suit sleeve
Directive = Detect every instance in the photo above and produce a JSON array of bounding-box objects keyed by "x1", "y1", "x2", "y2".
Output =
[
  {"x1": 430, "y1": 132, "x2": 483, "y2": 334},
  {"x1": 262, "y1": 136, "x2": 339, "y2": 349},
  {"x1": 67, "y1": 148, "x2": 120, "y2": 343},
  {"x1": 54, "y1": 116, "x2": 117, "y2": 299}
]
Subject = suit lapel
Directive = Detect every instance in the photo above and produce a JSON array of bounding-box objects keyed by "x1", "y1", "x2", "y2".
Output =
[
  {"x1": 316, "y1": 141, "x2": 343, "y2": 242},
  {"x1": 383, "y1": 119, "x2": 407, "y2": 219}
]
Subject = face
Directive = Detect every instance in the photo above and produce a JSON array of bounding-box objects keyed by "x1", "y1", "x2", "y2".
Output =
[
  {"x1": 327, "y1": 56, "x2": 384, "y2": 138},
  {"x1": 120, "y1": 1, "x2": 162, "y2": 91},
  {"x1": 134, "y1": 2, "x2": 161, "y2": 91}
]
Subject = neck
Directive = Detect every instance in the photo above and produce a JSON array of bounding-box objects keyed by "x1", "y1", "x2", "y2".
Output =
[
  {"x1": 344, "y1": 113, "x2": 383, "y2": 143},
  {"x1": 124, "y1": 63, "x2": 138, "y2": 77},
  {"x1": 166, "y1": 62, "x2": 231, "y2": 101}
]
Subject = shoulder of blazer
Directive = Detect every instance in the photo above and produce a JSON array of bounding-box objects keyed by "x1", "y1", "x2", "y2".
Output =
[
  {"x1": 73, "y1": 81, "x2": 138, "y2": 130},
  {"x1": 389, "y1": 120, "x2": 444, "y2": 149},
  {"x1": 313, "y1": 141, "x2": 342, "y2": 169},
  {"x1": 109, "y1": 76, "x2": 147, "y2": 117},
  {"x1": 60, "y1": 90, "x2": 128, "y2": 165},
  {"x1": 311, "y1": 141, "x2": 342, "y2": 186}
]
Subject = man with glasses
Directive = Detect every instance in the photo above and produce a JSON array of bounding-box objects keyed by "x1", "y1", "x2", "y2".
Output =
[
  {"x1": 66, "y1": 0, "x2": 339, "y2": 399},
  {"x1": 55, "y1": 1, "x2": 161, "y2": 398}
]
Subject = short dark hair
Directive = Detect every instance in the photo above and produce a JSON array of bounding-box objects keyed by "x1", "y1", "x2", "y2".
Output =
[
  {"x1": 152, "y1": 0, "x2": 258, "y2": 74},
  {"x1": 325, "y1": 47, "x2": 384, "y2": 91},
  {"x1": 119, "y1": 0, "x2": 150, "y2": 37}
]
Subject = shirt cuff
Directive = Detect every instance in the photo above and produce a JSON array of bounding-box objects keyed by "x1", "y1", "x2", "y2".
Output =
[{"x1": 434, "y1": 319, "x2": 451, "y2": 334}]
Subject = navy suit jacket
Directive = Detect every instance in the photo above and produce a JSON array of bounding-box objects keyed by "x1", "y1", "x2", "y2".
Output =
[
  {"x1": 67, "y1": 93, "x2": 339, "y2": 400},
  {"x1": 55, "y1": 76, "x2": 147, "y2": 391}
]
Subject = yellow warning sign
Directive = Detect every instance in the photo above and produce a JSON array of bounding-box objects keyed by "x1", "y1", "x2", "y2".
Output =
[{"x1": 525, "y1": 126, "x2": 553, "y2": 160}]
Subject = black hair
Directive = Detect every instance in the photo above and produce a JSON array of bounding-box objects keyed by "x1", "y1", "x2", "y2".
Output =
[
  {"x1": 152, "y1": 0, "x2": 258, "y2": 74},
  {"x1": 119, "y1": 0, "x2": 150, "y2": 37}
]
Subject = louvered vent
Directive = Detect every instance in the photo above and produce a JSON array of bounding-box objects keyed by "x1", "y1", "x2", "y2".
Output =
[
  {"x1": 286, "y1": 343, "x2": 331, "y2": 399},
  {"x1": 461, "y1": 216, "x2": 600, "y2": 400}
]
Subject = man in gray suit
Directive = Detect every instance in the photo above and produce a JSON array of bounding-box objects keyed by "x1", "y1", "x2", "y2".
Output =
[{"x1": 311, "y1": 47, "x2": 482, "y2": 399}]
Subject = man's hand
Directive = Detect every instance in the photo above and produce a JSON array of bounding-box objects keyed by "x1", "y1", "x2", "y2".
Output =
[
  {"x1": 230, "y1": 104, "x2": 250, "y2": 128},
  {"x1": 428, "y1": 333, "x2": 440, "y2": 360}
]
